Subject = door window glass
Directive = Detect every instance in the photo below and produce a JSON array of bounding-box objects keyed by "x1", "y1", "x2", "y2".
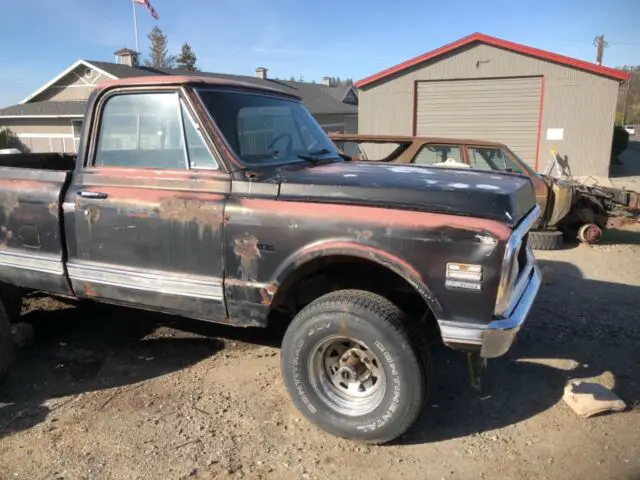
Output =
[{"x1": 95, "y1": 93, "x2": 186, "y2": 169}]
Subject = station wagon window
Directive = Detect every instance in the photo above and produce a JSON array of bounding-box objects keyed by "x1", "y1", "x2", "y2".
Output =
[
  {"x1": 94, "y1": 93, "x2": 186, "y2": 169},
  {"x1": 180, "y1": 102, "x2": 219, "y2": 170},
  {"x1": 468, "y1": 146, "x2": 523, "y2": 173},
  {"x1": 414, "y1": 144, "x2": 462, "y2": 166}
]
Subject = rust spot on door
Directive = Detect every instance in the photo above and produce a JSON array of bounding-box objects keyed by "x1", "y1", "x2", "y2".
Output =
[
  {"x1": 83, "y1": 283, "x2": 97, "y2": 297},
  {"x1": 159, "y1": 197, "x2": 223, "y2": 237},
  {"x1": 233, "y1": 234, "x2": 261, "y2": 282},
  {"x1": 85, "y1": 205, "x2": 101, "y2": 225},
  {"x1": 48, "y1": 202, "x2": 59, "y2": 217}
]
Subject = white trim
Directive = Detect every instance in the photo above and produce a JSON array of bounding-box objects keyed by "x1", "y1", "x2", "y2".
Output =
[
  {"x1": 48, "y1": 84, "x2": 97, "y2": 89},
  {"x1": 0, "y1": 115, "x2": 84, "y2": 119},
  {"x1": 67, "y1": 262, "x2": 224, "y2": 300},
  {"x1": 21, "y1": 60, "x2": 117, "y2": 104},
  {"x1": 17, "y1": 133, "x2": 74, "y2": 139}
]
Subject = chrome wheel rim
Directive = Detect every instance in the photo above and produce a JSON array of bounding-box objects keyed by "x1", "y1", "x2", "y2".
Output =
[{"x1": 308, "y1": 336, "x2": 386, "y2": 416}]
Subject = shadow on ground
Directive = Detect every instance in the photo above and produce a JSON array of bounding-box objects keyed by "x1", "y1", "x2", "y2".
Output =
[
  {"x1": 0, "y1": 300, "x2": 224, "y2": 439},
  {"x1": 1, "y1": 258, "x2": 639, "y2": 445},
  {"x1": 400, "y1": 258, "x2": 640, "y2": 445}
]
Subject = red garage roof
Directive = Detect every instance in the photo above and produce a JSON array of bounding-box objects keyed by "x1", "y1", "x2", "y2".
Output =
[{"x1": 356, "y1": 33, "x2": 631, "y2": 88}]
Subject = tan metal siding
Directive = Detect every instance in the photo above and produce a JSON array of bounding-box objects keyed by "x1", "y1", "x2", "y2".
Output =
[
  {"x1": 32, "y1": 66, "x2": 107, "y2": 102},
  {"x1": 344, "y1": 115, "x2": 358, "y2": 133},
  {"x1": 0, "y1": 119, "x2": 74, "y2": 135},
  {"x1": 359, "y1": 43, "x2": 620, "y2": 177},
  {"x1": 0, "y1": 119, "x2": 76, "y2": 153},
  {"x1": 416, "y1": 77, "x2": 541, "y2": 166}
]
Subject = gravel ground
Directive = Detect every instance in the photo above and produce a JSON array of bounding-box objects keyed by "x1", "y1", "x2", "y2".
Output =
[{"x1": 1, "y1": 228, "x2": 639, "y2": 480}]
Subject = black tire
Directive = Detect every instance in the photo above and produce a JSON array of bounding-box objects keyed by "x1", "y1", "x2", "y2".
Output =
[
  {"x1": 0, "y1": 300, "x2": 15, "y2": 383},
  {"x1": 0, "y1": 284, "x2": 23, "y2": 323},
  {"x1": 280, "y1": 290, "x2": 429, "y2": 444},
  {"x1": 528, "y1": 230, "x2": 564, "y2": 250}
]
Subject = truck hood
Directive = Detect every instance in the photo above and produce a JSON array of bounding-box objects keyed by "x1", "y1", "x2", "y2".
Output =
[{"x1": 261, "y1": 161, "x2": 536, "y2": 226}]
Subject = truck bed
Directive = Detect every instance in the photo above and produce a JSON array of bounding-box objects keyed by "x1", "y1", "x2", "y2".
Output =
[
  {"x1": 0, "y1": 152, "x2": 76, "y2": 171},
  {"x1": 0, "y1": 155, "x2": 74, "y2": 294}
]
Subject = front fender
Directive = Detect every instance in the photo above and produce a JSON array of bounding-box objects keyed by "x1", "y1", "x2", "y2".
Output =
[{"x1": 270, "y1": 238, "x2": 443, "y2": 318}]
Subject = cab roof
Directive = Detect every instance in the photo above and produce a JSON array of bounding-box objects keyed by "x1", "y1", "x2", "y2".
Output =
[{"x1": 96, "y1": 75, "x2": 302, "y2": 100}]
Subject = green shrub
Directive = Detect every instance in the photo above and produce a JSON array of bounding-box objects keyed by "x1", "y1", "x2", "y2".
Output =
[{"x1": 612, "y1": 125, "x2": 629, "y2": 158}]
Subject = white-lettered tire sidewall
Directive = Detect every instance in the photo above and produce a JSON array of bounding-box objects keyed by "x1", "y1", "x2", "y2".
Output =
[{"x1": 282, "y1": 309, "x2": 422, "y2": 443}]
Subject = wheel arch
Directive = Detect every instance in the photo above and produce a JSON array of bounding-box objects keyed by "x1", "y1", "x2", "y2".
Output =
[{"x1": 268, "y1": 239, "x2": 443, "y2": 326}]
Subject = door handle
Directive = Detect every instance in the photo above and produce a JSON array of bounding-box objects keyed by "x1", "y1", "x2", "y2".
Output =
[{"x1": 77, "y1": 191, "x2": 108, "y2": 200}]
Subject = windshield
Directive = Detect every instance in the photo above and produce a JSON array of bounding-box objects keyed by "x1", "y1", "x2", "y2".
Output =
[{"x1": 197, "y1": 89, "x2": 340, "y2": 166}]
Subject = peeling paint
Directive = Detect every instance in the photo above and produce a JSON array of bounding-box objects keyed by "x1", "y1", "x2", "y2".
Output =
[
  {"x1": 474, "y1": 234, "x2": 498, "y2": 247},
  {"x1": 233, "y1": 233, "x2": 261, "y2": 281},
  {"x1": 85, "y1": 205, "x2": 101, "y2": 226},
  {"x1": 48, "y1": 202, "x2": 59, "y2": 217},
  {"x1": 159, "y1": 197, "x2": 223, "y2": 237}
]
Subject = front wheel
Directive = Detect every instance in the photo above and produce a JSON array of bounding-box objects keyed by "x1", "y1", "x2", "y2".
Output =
[
  {"x1": 0, "y1": 301, "x2": 15, "y2": 383},
  {"x1": 280, "y1": 290, "x2": 429, "y2": 444}
]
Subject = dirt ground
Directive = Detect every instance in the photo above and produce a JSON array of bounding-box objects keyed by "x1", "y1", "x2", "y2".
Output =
[{"x1": 1, "y1": 228, "x2": 640, "y2": 480}]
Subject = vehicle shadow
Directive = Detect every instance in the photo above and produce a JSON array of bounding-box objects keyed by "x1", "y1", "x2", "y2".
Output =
[
  {"x1": 2, "y1": 258, "x2": 638, "y2": 445},
  {"x1": 0, "y1": 299, "x2": 224, "y2": 439},
  {"x1": 399, "y1": 258, "x2": 640, "y2": 445}
]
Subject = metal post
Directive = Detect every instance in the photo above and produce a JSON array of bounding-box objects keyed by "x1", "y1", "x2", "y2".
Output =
[{"x1": 132, "y1": 0, "x2": 140, "y2": 53}]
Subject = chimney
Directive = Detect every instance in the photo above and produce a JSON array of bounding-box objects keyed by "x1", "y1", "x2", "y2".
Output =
[
  {"x1": 114, "y1": 48, "x2": 140, "y2": 67},
  {"x1": 255, "y1": 67, "x2": 268, "y2": 80},
  {"x1": 321, "y1": 76, "x2": 334, "y2": 86}
]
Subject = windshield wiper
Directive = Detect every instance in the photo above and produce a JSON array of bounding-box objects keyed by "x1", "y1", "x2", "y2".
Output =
[{"x1": 297, "y1": 148, "x2": 344, "y2": 164}]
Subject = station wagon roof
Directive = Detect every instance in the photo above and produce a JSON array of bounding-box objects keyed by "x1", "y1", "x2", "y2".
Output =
[
  {"x1": 328, "y1": 133, "x2": 509, "y2": 148},
  {"x1": 96, "y1": 75, "x2": 302, "y2": 100}
]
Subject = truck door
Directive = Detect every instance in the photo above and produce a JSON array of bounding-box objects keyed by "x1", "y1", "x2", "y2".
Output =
[{"x1": 63, "y1": 89, "x2": 229, "y2": 321}]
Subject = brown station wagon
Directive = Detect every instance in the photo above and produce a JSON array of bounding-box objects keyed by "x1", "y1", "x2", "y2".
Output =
[{"x1": 329, "y1": 134, "x2": 640, "y2": 250}]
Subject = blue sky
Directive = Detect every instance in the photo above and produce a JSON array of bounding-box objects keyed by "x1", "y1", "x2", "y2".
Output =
[{"x1": 1, "y1": 0, "x2": 639, "y2": 107}]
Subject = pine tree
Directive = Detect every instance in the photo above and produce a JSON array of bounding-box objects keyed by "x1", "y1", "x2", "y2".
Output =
[
  {"x1": 144, "y1": 26, "x2": 176, "y2": 69},
  {"x1": 176, "y1": 42, "x2": 199, "y2": 71}
]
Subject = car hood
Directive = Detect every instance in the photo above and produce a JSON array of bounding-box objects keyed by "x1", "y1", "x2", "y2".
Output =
[{"x1": 259, "y1": 161, "x2": 536, "y2": 226}]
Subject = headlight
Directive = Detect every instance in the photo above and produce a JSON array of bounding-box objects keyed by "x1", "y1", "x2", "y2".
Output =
[
  {"x1": 494, "y1": 237, "x2": 521, "y2": 316},
  {"x1": 494, "y1": 205, "x2": 541, "y2": 317}
]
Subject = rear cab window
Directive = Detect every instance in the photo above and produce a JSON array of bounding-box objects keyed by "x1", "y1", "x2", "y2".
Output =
[{"x1": 93, "y1": 91, "x2": 219, "y2": 170}]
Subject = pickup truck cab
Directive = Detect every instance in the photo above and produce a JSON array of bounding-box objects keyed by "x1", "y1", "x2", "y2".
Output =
[{"x1": 0, "y1": 76, "x2": 541, "y2": 443}]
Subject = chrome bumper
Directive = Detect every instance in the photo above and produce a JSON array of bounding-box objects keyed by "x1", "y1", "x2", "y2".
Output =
[
  {"x1": 438, "y1": 260, "x2": 541, "y2": 358},
  {"x1": 480, "y1": 262, "x2": 541, "y2": 358}
]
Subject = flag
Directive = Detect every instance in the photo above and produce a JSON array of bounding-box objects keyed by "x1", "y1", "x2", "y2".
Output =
[{"x1": 134, "y1": 0, "x2": 159, "y2": 20}]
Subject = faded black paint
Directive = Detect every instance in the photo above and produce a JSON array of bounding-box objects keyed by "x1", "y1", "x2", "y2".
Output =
[{"x1": 0, "y1": 81, "x2": 537, "y2": 335}]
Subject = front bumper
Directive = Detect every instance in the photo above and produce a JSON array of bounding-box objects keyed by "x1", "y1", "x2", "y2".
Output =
[{"x1": 480, "y1": 262, "x2": 541, "y2": 358}]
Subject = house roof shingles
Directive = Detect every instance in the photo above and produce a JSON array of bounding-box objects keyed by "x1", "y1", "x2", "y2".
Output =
[{"x1": 0, "y1": 61, "x2": 357, "y2": 118}]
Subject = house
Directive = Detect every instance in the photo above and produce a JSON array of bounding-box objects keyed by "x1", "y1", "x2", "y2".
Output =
[
  {"x1": 0, "y1": 49, "x2": 358, "y2": 154},
  {"x1": 356, "y1": 33, "x2": 631, "y2": 178}
]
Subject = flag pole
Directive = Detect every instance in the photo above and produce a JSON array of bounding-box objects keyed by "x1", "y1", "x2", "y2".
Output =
[{"x1": 132, "y1": 0, "x2": 140, "y2": 52}]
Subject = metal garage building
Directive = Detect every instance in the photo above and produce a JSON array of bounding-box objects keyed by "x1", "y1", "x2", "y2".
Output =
[{"x1": 356, "y1": 33, "x2": 630, "y2": 178}]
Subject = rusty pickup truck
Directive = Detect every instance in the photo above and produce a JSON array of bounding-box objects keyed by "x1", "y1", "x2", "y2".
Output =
[{"x1": 0, "y1": 76, "x2": 541, "y2": 443}]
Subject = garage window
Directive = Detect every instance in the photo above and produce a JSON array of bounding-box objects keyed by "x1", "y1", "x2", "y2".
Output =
[{"x1": 414, "y1": 145, "x2": 462, "y2": 165}]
